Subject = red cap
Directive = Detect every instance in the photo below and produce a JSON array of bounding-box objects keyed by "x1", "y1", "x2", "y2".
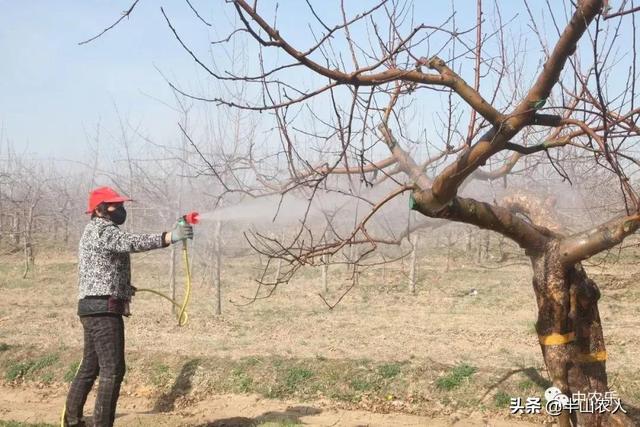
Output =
[{"x1": 86, "y1": 186, "x2": 132, "y2": 213}]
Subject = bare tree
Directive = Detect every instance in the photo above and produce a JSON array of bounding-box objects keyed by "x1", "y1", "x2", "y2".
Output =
[{"x1": 90, "y1": 1, "x2": 640, "y2": 425}]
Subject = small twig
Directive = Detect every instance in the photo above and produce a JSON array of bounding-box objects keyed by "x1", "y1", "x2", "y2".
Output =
[
  {"x1": 78, "y1": 0, "x2": 141, "y2": 45},
  {"x1": 317, "y1": 274, "x2": 357, "y2": 310},
  {"x1": 184, "y1": 0, "x2": 212, "y2": 26},
  {"x1": 603, "y1": 5, "x2": 640, "y2": 20}
]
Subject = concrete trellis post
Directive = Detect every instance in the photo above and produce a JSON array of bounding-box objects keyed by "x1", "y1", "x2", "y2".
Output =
[
  {"x1": 409, "y1": 234, "x2": 418, "y2": 294},
  {"x1": 322, "y1": 252, "x2": 329, "y2": 292},
  {"x1": 213, "y1": 220, "x2": 222, "y2": 315}
]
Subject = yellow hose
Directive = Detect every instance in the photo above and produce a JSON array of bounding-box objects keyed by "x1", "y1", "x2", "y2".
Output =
[{"x1": 138, "y1": 240, "x2": 192, "y2": 326}]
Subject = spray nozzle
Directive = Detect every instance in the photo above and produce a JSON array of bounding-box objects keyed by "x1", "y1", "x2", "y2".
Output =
[{"x1": 181, "y1": 211, "x2": 200, "y2": 225}]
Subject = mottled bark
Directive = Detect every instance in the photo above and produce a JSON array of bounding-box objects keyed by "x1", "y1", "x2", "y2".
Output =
[
  {"x1": 412, "y1": 191, "x2": 551, "y2": 253},
  {"x1": 530, "y1": 244, "x2": 634, "y2": 427},
  {"x1": 558, "y1": 214, "x2": 640, "y2": 265}
]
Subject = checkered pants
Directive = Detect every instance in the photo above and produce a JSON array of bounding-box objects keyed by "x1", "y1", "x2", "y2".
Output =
[{"x1": 64, "y1": 314, "x2": 126, "y2": 427}]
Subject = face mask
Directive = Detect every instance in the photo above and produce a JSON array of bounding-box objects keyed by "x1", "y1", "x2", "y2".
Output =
[{"x1": 108, "y1": 205, "x2": 127, "y2": 225}]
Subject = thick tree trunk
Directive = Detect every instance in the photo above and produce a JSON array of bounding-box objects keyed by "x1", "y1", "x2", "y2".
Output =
[{"x1": 530, "y1": 245, "x2": 634, "y2": 427}]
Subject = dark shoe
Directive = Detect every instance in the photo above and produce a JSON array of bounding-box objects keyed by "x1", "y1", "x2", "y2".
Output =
[{"x1": 63, "y1": 417, "x2": 86, "y2": 427}]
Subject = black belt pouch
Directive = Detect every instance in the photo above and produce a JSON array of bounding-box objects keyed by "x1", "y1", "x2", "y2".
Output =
[{"x1": 78, "y1": 296, "x2": 130, "y2": 316}]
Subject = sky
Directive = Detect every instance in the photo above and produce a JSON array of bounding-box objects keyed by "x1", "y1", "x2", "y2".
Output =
[
  {"x1": 0, "y1": 1, "x2": 589, "y2": 163},
  {"x1": 0, "y1": 1, "x2": 219, "y2": 159}
]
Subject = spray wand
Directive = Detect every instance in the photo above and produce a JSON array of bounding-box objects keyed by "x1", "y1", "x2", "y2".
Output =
[{"x1": 176, "y1": 211, "x2": 199, "y2": 325}]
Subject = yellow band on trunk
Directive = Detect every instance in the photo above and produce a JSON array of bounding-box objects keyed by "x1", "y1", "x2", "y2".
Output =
[
  {"x1": 576, "y1": 351, "x2": 607, "y2": 363},
  {"x1": 539, "y1": 332, "x2": 576, "y2": 346}
]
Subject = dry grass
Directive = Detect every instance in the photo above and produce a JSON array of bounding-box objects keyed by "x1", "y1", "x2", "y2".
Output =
[{"x1": 1, "y1": 244, "x2": 639, "y2": 424}]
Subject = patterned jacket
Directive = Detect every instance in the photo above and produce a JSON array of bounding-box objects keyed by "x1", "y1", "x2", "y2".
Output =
[{"x1": 77, "y1": 217, "x2": 167, "y2": 300}]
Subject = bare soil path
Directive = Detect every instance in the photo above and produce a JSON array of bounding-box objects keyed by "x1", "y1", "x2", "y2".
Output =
[{"x1": 0, "y1": 385, "x2": 543, "y2": 427}]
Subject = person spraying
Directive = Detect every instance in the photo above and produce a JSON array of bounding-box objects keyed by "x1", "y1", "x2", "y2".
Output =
[{"x1": 63, "y1": 186, "x2": 193, "y2": 427}]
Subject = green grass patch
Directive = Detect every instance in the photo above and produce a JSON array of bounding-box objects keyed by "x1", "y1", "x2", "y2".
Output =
[
  {"x1": 248, "y1": 358, "x2": 412, "y2": 402},
  {"x1": 63, "y1": 360, "x2": 81, "y2": 383},
  {"x1": 518, "y1": 379, "x2": 536, "y2": 392},
  {"x1": 284, "y1": 366, "x2": 314, "y2": 391},
  {"x1": 231, "y1": 367, "x2": 254, "y2": 393},
  {"x1": 0, "y1": 421, "x2": 56, "y2": 427},
  {"x1": 150, "y1": 363, "x2": 173, "y2": 388},
  {"x1": 240, "y1": 356, "x2": 261, "y2": 368},
  {"x1": 0, "y1": 343, "x2": 10, "y2": 352},
  {"x1": 39, "y1": 371, "x2": 55, "y2": 384},
  {"x1": 262, "y1": 364, "x2": 316, "y2": 398},
  {"x1": 494, "y1": 390, "x2": 511, "y2": 407},
  {"x1": 5, "y1": 353, "x2": 59, "y2": 381},
  {"x1": 435, "y1": 363, "x2": 477, "y2": 391},
  {"x1": 6, "y1": 362, "x2": 34, "y2": 381},
  {"x1": 377, "y1": 362, "x2": 402, "y2": 379},
  {"x1": 349, "y1": 375, "x2": 378, "y2": 392}
]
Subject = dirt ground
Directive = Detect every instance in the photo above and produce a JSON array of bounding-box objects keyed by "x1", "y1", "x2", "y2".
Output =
[
  {"x1": 0, "y1": 384, "x2": 545, "y2": 427},
  {"x1": 1, "y1": 243, "x2": 639, "y2": 426}
]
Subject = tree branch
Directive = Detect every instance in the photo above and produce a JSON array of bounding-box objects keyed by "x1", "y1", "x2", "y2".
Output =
[
  {"x1": 411, "y1": 192, "x2": 551, "y2": 252},
  {"x1": 558, "y1": 214, "x2": 640, "y2": 265},
  {"x1": 78, "y1": 0, "x2": 141, "y2": 45}
]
